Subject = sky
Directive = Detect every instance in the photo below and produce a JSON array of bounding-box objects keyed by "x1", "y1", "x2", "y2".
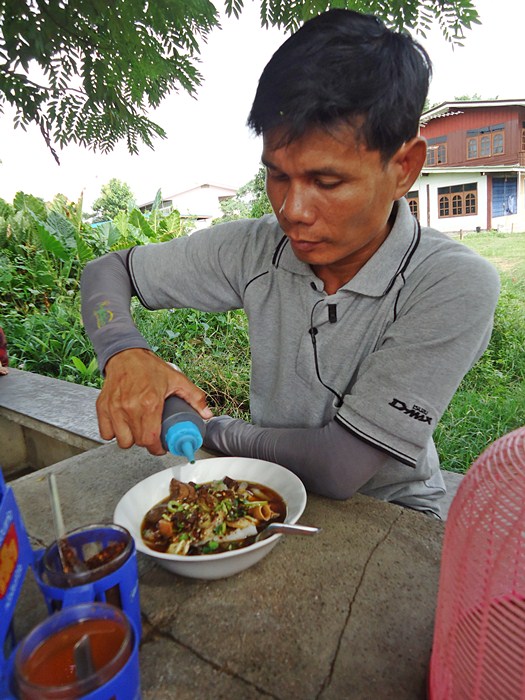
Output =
[{"x1": 0, "y1": 0, "x2": 522, "y2": 210}]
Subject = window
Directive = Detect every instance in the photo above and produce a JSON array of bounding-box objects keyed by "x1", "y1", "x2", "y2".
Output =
[
  {"x1": 437, "y1": 144, "x2": 447, "y2": 163},
  {"x1": 452, "y1": 194, "x2": 463, "y2": 216},
  {"x1": 439, "y1": 196, "x2": 449, "y2": 217},
  {"x1": 465, "y1": 193, "x2": 476, "y2": 214},
  {"x1": 406, "y1": 190, "x2": 419, "y2": 218},
  {"x1": 480, "y1": 136, "x2": 491, "y2": 157},
  {"x1": 426, "y1": 137, "x2": 447, "y2": 166},
  {"x1": 493, "y1": 132, "x2": 504, "y2": 155},
  {"x1": 438, "y1": 183, "x2": 477, "y2": 218},
  {"x1": 466, "y1": 125, "x2": 505, "y2": 159}
]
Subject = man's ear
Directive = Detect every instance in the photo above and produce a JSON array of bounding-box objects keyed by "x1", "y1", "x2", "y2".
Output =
[{"x1": 391, "y1": 137, "x2": 427, "y2": 199}]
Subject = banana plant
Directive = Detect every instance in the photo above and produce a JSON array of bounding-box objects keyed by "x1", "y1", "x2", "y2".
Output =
[{"x1": 29, "y1": 207, "x2": 94, "y2": 288}]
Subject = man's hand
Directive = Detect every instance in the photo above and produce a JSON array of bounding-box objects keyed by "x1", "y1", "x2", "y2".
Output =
[{"x1": 96, "y1": 348, "x2": 213, "y2": 455}]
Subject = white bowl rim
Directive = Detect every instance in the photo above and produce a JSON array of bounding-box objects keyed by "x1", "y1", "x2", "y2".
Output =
[{"x1": 113, "y1": 456, "x2": 307, "y2": 563}]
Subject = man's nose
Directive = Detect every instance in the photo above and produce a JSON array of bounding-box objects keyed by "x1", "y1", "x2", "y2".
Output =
[{"x1": 279, "y1": 184, "x2": 315, "y2": 224}]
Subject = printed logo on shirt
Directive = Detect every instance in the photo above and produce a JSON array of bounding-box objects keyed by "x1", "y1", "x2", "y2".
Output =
[
  {"x1": 389, "y1": 398, "x2": 433, "y2": 424},
  {"x1": 94, "y1": 300, "x2": 114, "y2": 328}
]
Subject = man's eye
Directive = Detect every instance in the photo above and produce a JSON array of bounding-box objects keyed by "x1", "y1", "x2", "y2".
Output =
[
  {"x1": 316, "y1": 179, "x2": 342, "y2": 189},
  {"x1": 267, "y1": 170, "x2": 288, "y2": 182}
]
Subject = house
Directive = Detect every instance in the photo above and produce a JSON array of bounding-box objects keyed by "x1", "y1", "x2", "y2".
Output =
[
  {"x1": 139, "y1": 183, "x2": 237, "y2": 230},
  {"x1": 409, "y1": 99, "x2": 525, "y2": 233}
]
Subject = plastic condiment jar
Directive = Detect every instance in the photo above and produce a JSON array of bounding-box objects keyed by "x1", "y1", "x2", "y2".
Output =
[{"x1": 14, "y1": 602, "x2": 140, "y2": 699}]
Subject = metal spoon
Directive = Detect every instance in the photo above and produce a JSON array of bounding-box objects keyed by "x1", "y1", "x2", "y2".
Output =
[
  {"x1": 255, "y1": 522, "x2": 321, "y2": 542},
  {"x1": 47, "y1": 473, "x2": 88, "y2": 574},
  {"x1": 48, "y1": 473, "x2": 70, "y2": 572},
  {"x1": 74, "y1": 634, "x2": 95, "y2": 681}
]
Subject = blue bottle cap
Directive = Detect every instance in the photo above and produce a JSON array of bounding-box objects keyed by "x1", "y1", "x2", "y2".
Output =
[{"x1": 165, "y1": 421, "x2": 203, "y2": 463}]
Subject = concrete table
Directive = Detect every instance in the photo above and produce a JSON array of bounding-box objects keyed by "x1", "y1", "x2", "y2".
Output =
[{"x1": 9, "y1": 442, "x2": 444, "y2": 700}]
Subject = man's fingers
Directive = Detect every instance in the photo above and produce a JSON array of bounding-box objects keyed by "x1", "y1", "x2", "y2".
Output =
[
  {"x1": 169, "y1": 374, "x2": 213, "y2": 420},
  {"x1": 195, "y1": 394, "x2": 214, "y2": 420},
  {"x1": 96, "y1": 349, "x2": 212, "y2": 453},
  {"x1": 97, "y1": 395, "x2": 116, "y2": 441},
  {"x1": 134, "y1": 405, "x2": 165, "y2": 455},
  {"x1": 111, "y1": 418, "x2": 135, "y2": 449},
  {"x1": 97, "y1": 388, "x2": 142, "y2": 449},
  {"x1": 98, "y1": 399, "x2": 164, "y2": 452},
  {"x1": 97, "y1": 400, "x2": 136, "y2": 448}
]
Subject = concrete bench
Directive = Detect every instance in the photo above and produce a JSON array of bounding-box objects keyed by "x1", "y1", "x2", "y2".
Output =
[{"x1": 0, "y1": 368, "x2": 105, "y2": 479}]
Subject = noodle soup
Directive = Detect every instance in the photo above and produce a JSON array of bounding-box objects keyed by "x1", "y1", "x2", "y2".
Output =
[{"x1": 141, "y1": 476, "x2": 286, "y2": 556}]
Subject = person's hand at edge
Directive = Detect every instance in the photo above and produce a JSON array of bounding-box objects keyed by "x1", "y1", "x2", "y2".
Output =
[{"x1": 96, "y1": 348, "x2": 213, "y2": 455}]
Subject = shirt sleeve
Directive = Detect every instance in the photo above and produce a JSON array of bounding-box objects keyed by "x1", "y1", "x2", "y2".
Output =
[
  {"x1": 80, "y1": 249, "x2": 152, "y2": 372},
  {"x1": 203, "y1": 415, "x2": 389, "y2": 499},
  {"x1": 127, "y1": 219, "x2": 265, "y2": 312},
  {"x1": 336, "y1": 249, "x2": 500, "y2": 467}
]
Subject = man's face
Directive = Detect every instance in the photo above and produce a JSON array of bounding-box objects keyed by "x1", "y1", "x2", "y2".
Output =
[{"x1": 262, "y1": 125, "x2": 408, "y2": 291}]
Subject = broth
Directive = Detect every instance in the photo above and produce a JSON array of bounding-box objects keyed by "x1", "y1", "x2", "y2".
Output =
[{"x1": 19, "y1": 618, "x2": 128, "y2": 688}]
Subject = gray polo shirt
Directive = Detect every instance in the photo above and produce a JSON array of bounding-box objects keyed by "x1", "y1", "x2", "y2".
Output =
[{"x1": 129, "y1": 198, "x2": 499, "y2": 510}]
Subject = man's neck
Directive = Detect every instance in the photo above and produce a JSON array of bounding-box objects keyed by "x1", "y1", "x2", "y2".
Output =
[{"x1": 311, "y1": 205, "x2": 398, "y2": 294}]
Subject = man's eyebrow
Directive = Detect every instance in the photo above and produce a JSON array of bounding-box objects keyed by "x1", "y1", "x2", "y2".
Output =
[
  {"x1": 260, "y1": 156, "x2": 276, "y2": 169},
  {"x1": 305, "y1": 166, "x2": 344, "y2": 177},
  {"x1": 261, "y1": 157, "x2": 344, "y2": 178}
]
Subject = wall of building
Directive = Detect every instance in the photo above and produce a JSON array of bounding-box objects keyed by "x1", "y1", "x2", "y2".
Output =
[
  {"x1": 421, "y1": 106, "x2": 525, "y2": 168},
  {"x1": 167, "y1": 184, "x2": 236, "y2": 221},
  {"x1": 414, "y1": 169, "x2": 525, "y2": 233},
  {"x1": 139, "y1": 184, "x2": 237, "y2": 231},
  {"x1": 415, "y1": 171, "x2": 487, "y2": 233}
]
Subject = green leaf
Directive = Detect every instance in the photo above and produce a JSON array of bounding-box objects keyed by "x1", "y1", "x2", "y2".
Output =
[
  {"x1": 151, "y1": 189, "x2": 163, "y2": 212},
  {"x1": 129, "y1": 209, "x2": 156, "y2": 239},
  {"x1": 0, "y1": 0, "x2": 479, "y2": 160},
  {"x1": 29, "y1": 214, "x2": 70, "y2": 262},
  {"x1": 70, "y1": 356, "x2": 88, "y2": 372}
]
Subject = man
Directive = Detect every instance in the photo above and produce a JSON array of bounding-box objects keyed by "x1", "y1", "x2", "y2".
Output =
[{"x1": 81, "y1": 9, "x2": 500, "y2": 518}]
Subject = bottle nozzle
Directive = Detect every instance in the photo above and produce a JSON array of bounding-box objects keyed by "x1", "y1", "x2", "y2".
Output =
[{"x1": 180, "y1": 440, "x2": 196, "y2": 464}]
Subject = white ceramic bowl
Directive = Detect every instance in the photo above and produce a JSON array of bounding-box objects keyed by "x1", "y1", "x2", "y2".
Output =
[{"x1": 113, "y1": 457, "x2": 307, "y2": 580}]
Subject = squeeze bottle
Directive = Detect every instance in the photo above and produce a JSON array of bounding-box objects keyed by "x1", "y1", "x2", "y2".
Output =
[{"x1": 160, "y1": 396, "x2": 206, "y2": 464}]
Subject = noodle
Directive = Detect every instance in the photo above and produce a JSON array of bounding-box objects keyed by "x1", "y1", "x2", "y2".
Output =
[{"x1": 141, "y1": 476, "x2": 286, "y2": 555}]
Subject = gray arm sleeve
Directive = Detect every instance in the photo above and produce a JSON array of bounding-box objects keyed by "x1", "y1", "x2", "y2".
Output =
[
  {"x1": 204, "y1": 416, "x2": 389, "y2": 499},
  {"x1": 80, "y1": 249, "x2": 152, "y2": 372}
]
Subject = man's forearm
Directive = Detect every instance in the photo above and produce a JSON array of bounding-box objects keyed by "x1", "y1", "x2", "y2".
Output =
[
  {"x1": 204, "y1": 416, "x2": 388, "y2": 499},
  {"x1": 80, "y1": 250, "x2": 151, "y2": 372}
]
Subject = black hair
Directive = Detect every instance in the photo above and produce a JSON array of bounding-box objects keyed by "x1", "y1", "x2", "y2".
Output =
[{"x1": 247, "y1": 9, "x2": 432, "y2": 160}]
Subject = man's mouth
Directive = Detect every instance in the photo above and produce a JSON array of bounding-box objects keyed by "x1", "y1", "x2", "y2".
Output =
[{"x1": 288, "y1": 237, "x2": 322, "y2": 253}]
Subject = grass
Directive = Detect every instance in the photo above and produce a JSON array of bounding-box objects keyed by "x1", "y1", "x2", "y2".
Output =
[
  {"x1": 453, "y1": 230, "x2": 525, "y2": 281},
  {"x1": 433, "y1": 231, "x2": 525, "y2": 473}
]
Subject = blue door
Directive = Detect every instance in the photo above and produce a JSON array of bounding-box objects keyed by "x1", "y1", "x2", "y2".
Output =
[{"x1": 492, "y1": 176, "x2": 517, "y2": 217}]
